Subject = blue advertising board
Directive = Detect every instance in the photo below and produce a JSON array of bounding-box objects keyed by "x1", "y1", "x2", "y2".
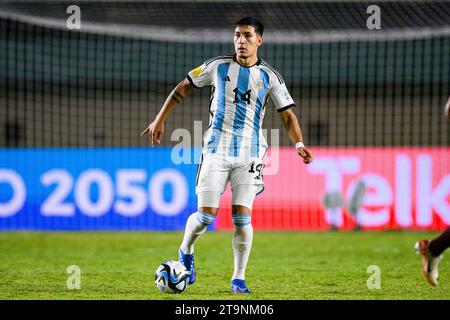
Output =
[{"x1": 0, "y1": 148, "x2": 207, "y2": 230}]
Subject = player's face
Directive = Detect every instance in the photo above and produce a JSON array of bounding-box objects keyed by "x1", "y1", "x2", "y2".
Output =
[{"x1": 234, "y1": 25, "x2": 263, "y2": 60}]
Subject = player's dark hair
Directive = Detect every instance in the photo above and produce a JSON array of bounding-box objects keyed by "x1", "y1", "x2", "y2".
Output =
[{"x1": 235, "y1": 17, "x2": 264, "y2": 36}]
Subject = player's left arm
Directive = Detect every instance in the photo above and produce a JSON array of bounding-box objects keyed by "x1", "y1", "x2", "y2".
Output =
[{"x1": 279, "y1": 108, "x2": 313, "y2": 164}]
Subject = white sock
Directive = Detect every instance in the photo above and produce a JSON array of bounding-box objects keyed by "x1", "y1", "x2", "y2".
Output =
[
  {"x1": 232, "y1": 213, "x2": 253, "y2": 280},
  {"x1": 180, "y1": 211, "x2": 216, "y2": 254}
]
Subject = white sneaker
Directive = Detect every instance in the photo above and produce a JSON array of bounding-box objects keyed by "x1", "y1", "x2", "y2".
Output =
[{"x1": 415, "y1": 239, "x2": 443, "y2": 286}]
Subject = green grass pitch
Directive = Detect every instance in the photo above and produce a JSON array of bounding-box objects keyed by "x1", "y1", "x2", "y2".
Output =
[{"x1": 0, "y1": 231, "x2": 449, "y2": 300}]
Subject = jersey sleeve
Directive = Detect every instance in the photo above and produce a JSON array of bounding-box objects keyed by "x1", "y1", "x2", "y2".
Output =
[
  {"x1": 186, "y1": 61, "x2": 215, "y2": 88},
  {"x1": 270, "y1": 81, "x2": 295, "y2": 112}
]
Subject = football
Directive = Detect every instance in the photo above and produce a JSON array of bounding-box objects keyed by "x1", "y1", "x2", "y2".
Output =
[{"x1": 154, "y1": 260, "x2": 189, "y2": 294}]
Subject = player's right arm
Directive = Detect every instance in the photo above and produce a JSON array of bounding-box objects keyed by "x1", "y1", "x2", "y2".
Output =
[
  {"x1": 141, "y1": 78, "x2": 193, "y2": 146},
  {"x1": 141, "y1": 59, "x2": 216, "y2": 146}
]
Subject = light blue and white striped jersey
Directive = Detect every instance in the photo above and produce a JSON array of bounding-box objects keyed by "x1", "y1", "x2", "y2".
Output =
[{"x1": 187, "y1": 54, "x2": 295, "y2": 158}]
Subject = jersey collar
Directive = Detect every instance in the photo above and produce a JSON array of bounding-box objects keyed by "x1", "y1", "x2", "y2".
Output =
[{"x1": 233, "y1": 54, "x2": 262, "y2": 68}]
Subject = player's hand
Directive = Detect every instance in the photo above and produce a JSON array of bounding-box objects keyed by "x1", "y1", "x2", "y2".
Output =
[
  {"x1": 297, "y1": 146, "x2": 313, "y2": 164},
  {"x1": 141, "y1": 120, "x2": 164, "y2": 146}
]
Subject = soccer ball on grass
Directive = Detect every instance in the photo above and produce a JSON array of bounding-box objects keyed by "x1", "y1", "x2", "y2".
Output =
[{"x1": 154, "y1": 260, "x2": 189, "y2": 294}]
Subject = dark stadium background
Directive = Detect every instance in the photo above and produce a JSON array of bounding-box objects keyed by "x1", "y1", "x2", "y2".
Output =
[{"x1": 0, "y1": 0, "x2": 449, "y2": 231}]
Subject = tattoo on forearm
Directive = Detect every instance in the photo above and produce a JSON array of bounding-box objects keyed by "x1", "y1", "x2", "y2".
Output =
[{"x1": 170, "y1": 91, "x2": 184, "y2": 103}]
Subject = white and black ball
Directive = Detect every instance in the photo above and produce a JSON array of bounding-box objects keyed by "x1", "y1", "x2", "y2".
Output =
[{"x1": 154, "y1": 260, "x2": 189, "y2": 294}]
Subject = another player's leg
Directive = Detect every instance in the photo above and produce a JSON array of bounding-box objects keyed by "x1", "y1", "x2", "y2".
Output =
[
  {"x1": 415, "y1": 227, "x2": 450, "y2": 286},
  {"x1": 429, "y1": 227, "x2": 450, "y2": 257},
  {"x1": 230, "y1": 185, "x2": 258, "y2": 294}
]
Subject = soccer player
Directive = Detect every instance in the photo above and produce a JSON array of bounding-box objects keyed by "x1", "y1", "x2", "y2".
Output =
[
  {"x1": 142, "y1": 17, "x2": 313, "y2": 293},
  {"x1": 415, "y1": 228, "x2": 450, "y2": 286}
]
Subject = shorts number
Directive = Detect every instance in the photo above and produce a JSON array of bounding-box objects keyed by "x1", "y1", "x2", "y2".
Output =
[{"x1": 249, "y1": 162, "x2": 264, "y2": 180}]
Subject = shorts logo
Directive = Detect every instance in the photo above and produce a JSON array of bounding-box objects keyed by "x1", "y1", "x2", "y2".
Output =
[
  {"x1": 198, "y1": 174, "x2": 206, "y2": 186},
  {"x1": 192, "y1": 65, "x2": 203, "y2": 78}
]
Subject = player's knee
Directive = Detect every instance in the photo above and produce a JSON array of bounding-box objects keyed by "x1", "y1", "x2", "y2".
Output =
[
  {"x1": 198, "y1": 207, "x2": 218, "y2": 215},
  {"x1": 232, "y1": 211, "x2": 252, "y2": 227},
  {"x1": 194, "y1": 210, "x2": 217, "y2": 227},
  {"x1": 232, "y1": 205, "x2": 252, "y2": 214}
]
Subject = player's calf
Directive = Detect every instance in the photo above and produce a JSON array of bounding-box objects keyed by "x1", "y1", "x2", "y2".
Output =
[
  {"x1": 231, "y1": 211, "x2": 253, "y2": 293},
  {"x1": 179, "y1": 211, "x2": 217, "y2": 285}
]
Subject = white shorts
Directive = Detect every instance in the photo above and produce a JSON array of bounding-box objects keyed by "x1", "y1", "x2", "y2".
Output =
[{"x1": 195, "y1": 152, "x2": 265, "y2": 209}]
